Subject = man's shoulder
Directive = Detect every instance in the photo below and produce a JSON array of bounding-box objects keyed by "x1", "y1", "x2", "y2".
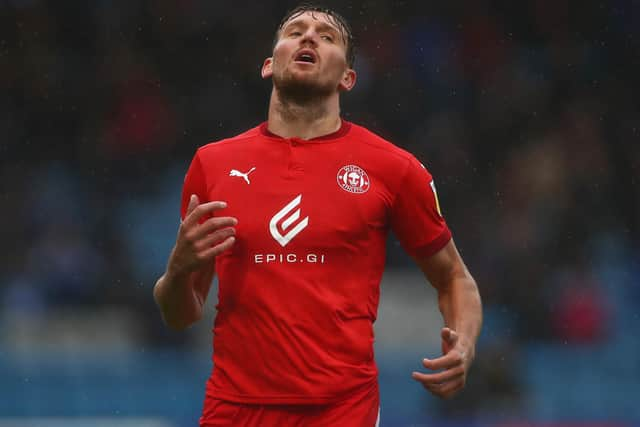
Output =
[
  {"x1": 196, "y1": 124, "x2": 263, "y2": 155},
  {"x1": 348, "y1": 122, "x2": 416, "y2": 163}
]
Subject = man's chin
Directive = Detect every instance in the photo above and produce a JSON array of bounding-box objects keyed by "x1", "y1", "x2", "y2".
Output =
[{"x1": 274, "y1": 76, "x2": 333, "y2": 102}]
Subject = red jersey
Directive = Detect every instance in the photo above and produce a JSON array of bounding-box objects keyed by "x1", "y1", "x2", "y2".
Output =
[{"x1": 181, "y1": 120, "x2": 451, "y2": 406}]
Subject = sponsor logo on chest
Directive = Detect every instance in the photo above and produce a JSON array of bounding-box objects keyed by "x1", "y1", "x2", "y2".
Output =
[
  {"x1": 254, "y1": 194, "x2": 325, "y2": 265},
  {"x1": 269, "y1": 194, "x2": 308, "y2": 247}
]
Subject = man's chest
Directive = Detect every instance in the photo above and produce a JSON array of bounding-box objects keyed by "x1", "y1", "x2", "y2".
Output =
[{"x1": 205, "y1": 144, "x2": 392, "y2": 254}]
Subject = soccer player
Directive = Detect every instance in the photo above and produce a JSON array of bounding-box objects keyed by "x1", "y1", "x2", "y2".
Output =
[{"x1": 153, "y1": 4, "x2": 482, "y2": 426}]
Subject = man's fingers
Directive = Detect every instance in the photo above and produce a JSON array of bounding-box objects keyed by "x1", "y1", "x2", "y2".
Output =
[
  {"x1": 422, "y1": 352, "x2": 462, "y2": 371},
  {"x1": 411, "y1": 366, "x2": 464, "y2": 385},
  {"x1": 424, "y1": 378, "x2": 465, "y2": 399},
  {"x1": 198, "y1": 236, "x2": 236, "y2": 260},
  {"x1": 442, "y1": 327, "x2": 459, "y2": 344},
  {"x1": 196, "y1": 227, "x2": 236, "y2": 250},
  {"x1": 413, "y1": 371, "x2": 465, "y2": 399},
  {"x1": 411, "y1": 373, "x2": 463, "y2": 392},
  {"x1": 431, "y1": 378, "x2": 465, "y2": 399},
  {"x1": 416, "y1": 329, "x2": 469, "y2": 400},
  {"x1": 185, "y1": 194, "x2": 199, "y2": 217},
  {"x1": 183, "y1": 201, "x2": 229, "y2": 228},
  {"x1": 196, "y1": 216, "x2": 238, "y2": 237}
]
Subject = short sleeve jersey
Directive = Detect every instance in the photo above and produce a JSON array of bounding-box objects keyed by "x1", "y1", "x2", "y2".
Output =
[{"x1": 181, "y1": 120, "x2": 451, "y2": 405}]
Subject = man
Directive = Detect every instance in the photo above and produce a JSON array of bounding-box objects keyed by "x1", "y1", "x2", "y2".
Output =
[{"x1": 153, "y1": 4, "x2": 482, "y2": 426}]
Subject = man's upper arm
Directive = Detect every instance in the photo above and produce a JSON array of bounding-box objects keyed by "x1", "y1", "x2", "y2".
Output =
[{"x1": 390, "y1": 155, "x2": 451, "y2": 260}]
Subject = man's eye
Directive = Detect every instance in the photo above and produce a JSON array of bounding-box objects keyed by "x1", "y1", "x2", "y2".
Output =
[
  {"x1": 321, "y1": 35, "x2": 334, "y2": 42},
  {"x1": 289, "y1": 31, "x2": 302, "y2": 37}
]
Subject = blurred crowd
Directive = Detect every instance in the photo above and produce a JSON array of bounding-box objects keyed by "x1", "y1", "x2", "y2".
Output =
[{"x1": 1, "y1": 0, "x2": 639, "y2": 420}]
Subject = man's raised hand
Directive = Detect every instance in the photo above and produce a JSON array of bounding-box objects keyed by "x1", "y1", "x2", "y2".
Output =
[{"x1": 167, "y1": 194, "x2": 237, "y2": 278}]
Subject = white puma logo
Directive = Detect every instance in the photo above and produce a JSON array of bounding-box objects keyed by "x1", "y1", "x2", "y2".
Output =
[{"x1": 229, "y1": 167, "x2": 256, "y2": 184}]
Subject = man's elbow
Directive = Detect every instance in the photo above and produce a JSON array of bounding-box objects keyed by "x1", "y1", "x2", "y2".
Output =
[
  {"x1": 161, "y1": 310, "x2": 202, "y2": 331},
  {"x1": 164, "y1": 316, "x2": 199, "y2": 331},
  {"x1": 153, "y1": 286, "x2": 202, "y2": 331}
]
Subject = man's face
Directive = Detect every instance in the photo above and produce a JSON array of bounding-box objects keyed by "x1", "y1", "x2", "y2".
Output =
[{"x1": 262, "y1": 11, "x2": 356, "y2": 99}]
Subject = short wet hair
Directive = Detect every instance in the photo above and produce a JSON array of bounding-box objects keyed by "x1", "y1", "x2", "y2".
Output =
[{"x1": 273, "y1": 3, "x2": 356, "y2": 67}]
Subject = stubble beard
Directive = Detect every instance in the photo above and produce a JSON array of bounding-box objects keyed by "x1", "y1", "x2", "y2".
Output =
[{"x1": 273, "y1": 66, "x2": 336, "y2": 105}]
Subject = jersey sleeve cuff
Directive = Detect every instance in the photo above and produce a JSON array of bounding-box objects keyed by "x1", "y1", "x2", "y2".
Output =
[{"x1": 408, "y1": 227, "x2": 452, "y2": 260}]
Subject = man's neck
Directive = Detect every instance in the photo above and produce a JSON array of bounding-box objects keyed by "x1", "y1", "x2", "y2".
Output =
[{"x1": 266, "y1": 89, "x2": 342, "y2": 140}]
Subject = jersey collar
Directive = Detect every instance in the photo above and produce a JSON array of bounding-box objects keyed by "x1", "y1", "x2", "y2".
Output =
[{"x1": 259, "y1": 119, "x2": 352, "y2": 142}]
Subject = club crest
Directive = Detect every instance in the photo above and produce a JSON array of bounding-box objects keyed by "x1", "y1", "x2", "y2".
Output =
[{"x1": 337, "y1": 165, "x2": 370, "y2": 194}]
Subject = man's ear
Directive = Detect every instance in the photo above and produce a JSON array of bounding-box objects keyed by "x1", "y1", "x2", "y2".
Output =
[
  {"x1": 338, "y1": 68, "x2": 357, "y2": 92},
  {"x1": 261, "y1": 57, "x2": 274, "y2": 79}
]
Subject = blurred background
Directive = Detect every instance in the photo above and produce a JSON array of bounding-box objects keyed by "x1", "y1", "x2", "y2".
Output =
[{"x1": 1, "y1": 0, "x2": 639, "y2": 426}]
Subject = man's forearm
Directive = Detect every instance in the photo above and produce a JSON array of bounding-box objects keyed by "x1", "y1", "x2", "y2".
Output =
[
  {"x1": 153, "y1": 265, "x2": 213, "y2": 330},
  {"x1": 438, "y1": 274, "x2": 482, "y2": 350}
]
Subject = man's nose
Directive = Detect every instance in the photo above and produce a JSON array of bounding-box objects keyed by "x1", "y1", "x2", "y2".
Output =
[{"x1": 300, "y1": 29, "x2": 319, "y2": 45}]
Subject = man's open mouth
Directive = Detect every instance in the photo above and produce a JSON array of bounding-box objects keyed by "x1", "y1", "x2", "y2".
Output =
[{"x1": 294, "y1": 50, "x2": 317, "y2": 63}]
